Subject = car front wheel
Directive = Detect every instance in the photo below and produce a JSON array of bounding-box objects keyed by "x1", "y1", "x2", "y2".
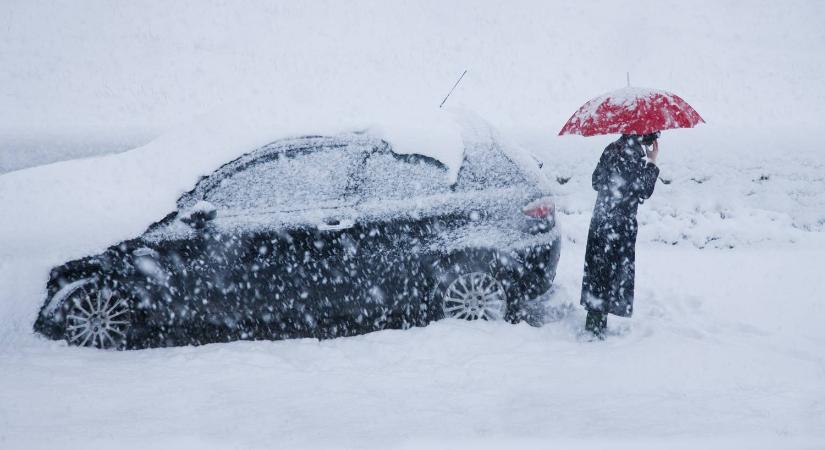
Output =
[{"x1": 63, "y1": 281, "x2": 132, "y2": 349}]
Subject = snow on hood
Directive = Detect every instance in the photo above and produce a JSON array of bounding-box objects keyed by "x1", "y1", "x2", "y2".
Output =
[{"x1": 0, "y1": 94, "x2": 472, "y2": 261}]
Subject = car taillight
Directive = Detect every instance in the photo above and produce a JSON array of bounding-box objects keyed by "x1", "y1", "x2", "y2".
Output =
[{"x1": 523, "y1": 197, "x2": 555, "y2": 219}]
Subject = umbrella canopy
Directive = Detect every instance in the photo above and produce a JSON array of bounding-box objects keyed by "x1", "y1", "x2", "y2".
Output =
[{"x1": 559, "y1": 87, "x2": 704, "y2": 137}]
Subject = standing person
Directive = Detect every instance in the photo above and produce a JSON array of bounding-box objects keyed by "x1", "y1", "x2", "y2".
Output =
[{"x1": 581, "y1": 132, "x2": 660, "y2": 338}]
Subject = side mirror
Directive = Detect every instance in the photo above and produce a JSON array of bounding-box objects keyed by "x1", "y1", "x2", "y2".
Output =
[{"x1": 179, "y1": 200, "x2": 217, "y2": 229}]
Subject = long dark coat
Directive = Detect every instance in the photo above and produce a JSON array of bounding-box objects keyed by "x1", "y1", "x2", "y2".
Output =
[{"x1": 580, "y1": 136, "x2": 659, "y2": 317}]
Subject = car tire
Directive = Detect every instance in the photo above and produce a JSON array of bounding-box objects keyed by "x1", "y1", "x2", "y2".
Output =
[
  {"x1": 429, "y1": 251, "x2": 511, "y2": 322},
  {"x1": 62, "y1": 279, "x2": 132, "y2": 350}
]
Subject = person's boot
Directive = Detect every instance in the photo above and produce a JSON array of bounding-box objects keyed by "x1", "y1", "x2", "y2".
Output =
[{"x1": 585, "y1": 310, "x2": 607, "y2": 340}]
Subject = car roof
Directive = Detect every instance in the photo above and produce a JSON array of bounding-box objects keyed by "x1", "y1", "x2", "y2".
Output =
[{"x1": 176, "y1": 125, "x2": 544, "y2": 213}]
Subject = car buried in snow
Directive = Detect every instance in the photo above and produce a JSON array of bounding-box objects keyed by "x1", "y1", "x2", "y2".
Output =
[{"x1": 33, "y1": 127, "x2": 561, "y2": 349}]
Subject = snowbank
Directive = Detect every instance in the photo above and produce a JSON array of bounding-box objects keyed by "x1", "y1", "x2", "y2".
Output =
[
  {"x1": 531, "y1": 128, "x2": 825, "y2": 249},
  {"x1": 0, "y1": 96, "x2": 468, "y2": 262},
  {"x1": 1, "y1": 245, "x2": 823, "y2": 449}
]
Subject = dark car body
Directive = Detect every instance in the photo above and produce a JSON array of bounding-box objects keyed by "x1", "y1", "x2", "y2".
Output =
[{"x1": 34, "y1": 128, "x2": 561, "y2": 349}]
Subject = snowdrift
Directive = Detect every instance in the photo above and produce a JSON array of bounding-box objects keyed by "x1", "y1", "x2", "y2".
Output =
[{"x1": 0, "y1": 98, "x2": 469, "y2": 262}]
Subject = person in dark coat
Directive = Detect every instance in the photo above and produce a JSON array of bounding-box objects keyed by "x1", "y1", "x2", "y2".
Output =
[{"x1": 581, "y1": 132, "x2": 660, "y2": 338}]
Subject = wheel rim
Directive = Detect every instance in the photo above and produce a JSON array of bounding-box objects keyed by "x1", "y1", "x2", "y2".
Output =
[
  {"x1": 442, "y1": 272, "x2": 506, "y2": 320},
  {"x1": 65, "y1": 285, "x2": 130, "y2": 349}
]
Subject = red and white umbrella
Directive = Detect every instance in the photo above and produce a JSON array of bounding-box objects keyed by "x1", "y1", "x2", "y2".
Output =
[{"x1": 559, "y1": 87, "x2": 704, "y2": 137}]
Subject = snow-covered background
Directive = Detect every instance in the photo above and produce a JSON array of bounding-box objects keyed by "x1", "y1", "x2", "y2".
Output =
[
  {"x1": 3, "y1": 0, "x2": 824, "y2": 171},
  {"x1": 1, "y1": 1, "x2": 824, "y2": 449}
]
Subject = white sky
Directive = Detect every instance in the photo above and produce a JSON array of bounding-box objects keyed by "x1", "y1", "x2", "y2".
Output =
[{"x1": 1, "y1": 0, "x2": 824, "y2": 138}]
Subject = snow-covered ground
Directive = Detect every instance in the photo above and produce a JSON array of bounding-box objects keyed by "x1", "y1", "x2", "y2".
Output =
[
  {"x1": 2, "y1": 1, "x2": 824, "y2": 449},
  {"x1": 1, "y1": 134, "x2": 823, "y2": 449},
  {"x1": 1, "y1": 239, "x2": 824, "y2": 449}
]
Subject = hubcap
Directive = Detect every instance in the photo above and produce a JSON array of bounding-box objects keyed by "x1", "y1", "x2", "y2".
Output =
[
  {"x1": 66, "y1": 286, "x2": 130, "y2": 349},
  {"x1": 442, "y1": 272, "x2": 506, "y2": 320}
]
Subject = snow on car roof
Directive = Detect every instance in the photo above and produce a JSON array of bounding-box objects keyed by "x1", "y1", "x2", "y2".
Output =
[{"x1": 0, "y1": 96, "x2": 504, "y2": 262}]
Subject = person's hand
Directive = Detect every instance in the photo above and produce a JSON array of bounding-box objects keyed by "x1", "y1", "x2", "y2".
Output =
[{"x1": 645, "y1": 140, "x2": 659, "y2": 164}]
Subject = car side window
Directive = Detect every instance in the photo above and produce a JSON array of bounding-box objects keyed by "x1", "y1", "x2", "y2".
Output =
[
  {"x1": 356, "y1": 150, "x2": 452, "y2": 201},
  {"x1": 454, "y1": 141, "x2": 528, "y2": 190},
  {"x1": 202, "y1": 145, "x2": 362, "y2": 211}
]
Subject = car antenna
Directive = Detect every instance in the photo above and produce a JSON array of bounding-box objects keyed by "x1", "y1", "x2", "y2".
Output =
[{"x1": 439, "y1": 69, "x2": 468, "y2": 108}]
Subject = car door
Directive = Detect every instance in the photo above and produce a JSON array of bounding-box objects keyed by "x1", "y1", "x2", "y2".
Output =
[
  {"x1": 345, "y1": 149, "x2": 457, "y2": 330},
  {"x1": 168, "y1": 230, "x2": 247, "y2": 344},
  {"x1": 197, "y1": 139, "x2": 366, "y2": 340},
  {"x1": 125, "y1": 227, "x2": 245, "y2": 347}
]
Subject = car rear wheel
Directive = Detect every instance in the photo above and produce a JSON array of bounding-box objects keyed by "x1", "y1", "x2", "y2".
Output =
[
  {"x1": 63, "y1": 281, "x2": 131, "y2": 349},
  {"x1": 440, "y1": 271, "x2": 507, "y2": 321}
]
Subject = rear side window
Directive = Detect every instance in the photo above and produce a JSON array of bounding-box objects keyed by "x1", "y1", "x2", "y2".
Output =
[
  {"x1": 202, "y1": 146, "x2": 362, "y2": 211},
  {"x1": 356, "y1": 151, "x2": 452, "y2": 201},
  {"x1": 454, "y1": 141, "x2": 529, "y2": 190}
]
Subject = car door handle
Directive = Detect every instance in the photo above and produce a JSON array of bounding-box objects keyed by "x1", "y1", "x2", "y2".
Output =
[{"x1": 316, "y1": 217, "x2": 355, "y2": 232}]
